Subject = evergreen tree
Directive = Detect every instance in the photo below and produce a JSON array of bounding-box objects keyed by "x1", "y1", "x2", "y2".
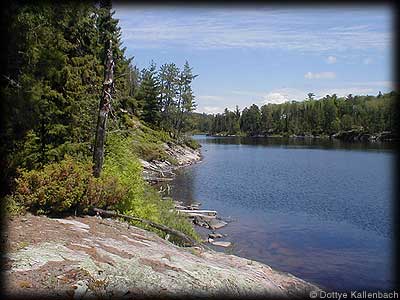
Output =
[
  {"x1": 159, "y1": 63, "x2": 179, "y2": 134},
  {"x1": 136, "y1": 62, "x2": 161, "y2": 126},
  {"x1": 241, "y1": 104, "x2": 261, "y2": 135},
  {"x1": 260, "y1": 104, "x2": 273, "y2": 134},
  {"x1": 175, "y1": 61, "x2": 197, "y2": 136}
]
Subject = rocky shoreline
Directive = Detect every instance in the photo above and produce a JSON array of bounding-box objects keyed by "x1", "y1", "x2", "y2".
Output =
[
  {"x1": 139, "y1": 141, "x2": 232, "y2": 248},
  {"x1": 174, "y1": 201, "x2": 232, "y2": 248},
  {"x1": 139, "y1": 141, "x2": 201, "y2": 184},
  {"x1": 331, "y1": 130, "x2": 397, "y2": 142},
  {"x1": 2, "y1": 141, "x2": 321, "y2": 299}
]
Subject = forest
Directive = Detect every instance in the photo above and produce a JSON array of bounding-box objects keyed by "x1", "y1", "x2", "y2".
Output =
[
  {"x1": 0, "y1": 1, "x2": 200, "y2": 243},
  {"x1": 190, "y1": 92, "x2": 399, "y2": 137}
]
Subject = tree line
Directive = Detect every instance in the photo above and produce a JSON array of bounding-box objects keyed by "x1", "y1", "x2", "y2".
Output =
[{"x1": 190, "y1": 92, "x2": 399, "y2": 137}]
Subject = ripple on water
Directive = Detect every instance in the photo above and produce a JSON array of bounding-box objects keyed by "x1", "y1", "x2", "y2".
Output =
[{"x1": 168, "y1": 136, "x2": 395, "y2": 290}]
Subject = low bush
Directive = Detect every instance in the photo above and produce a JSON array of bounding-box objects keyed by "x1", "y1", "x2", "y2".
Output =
[
  {"x1": 126, "y1": 125, "x2": 169, "y2": 162},
  {"x1": 10, "y1": 156, "x2": 124, "y2": 215},
  {"x1": 131, "y1": 139, "x2": 169, "y2": 162},
  {"x1": 182, "y1": 137, "x2": 201, "y2": 150},
  {"x1": 3, "y1": 195, "x2": 26, "y2": 216},
  {"x1": 122, "y1": 116, "x2": 176, "y2": 163}
]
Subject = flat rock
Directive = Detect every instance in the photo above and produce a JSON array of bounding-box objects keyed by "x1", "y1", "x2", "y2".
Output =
[
  {"x1": 4, "y1": 214, "x2": 320, "y2": 299},
  {"x1": 54, "y1": 218, "x2": 90, "y2": 233}
]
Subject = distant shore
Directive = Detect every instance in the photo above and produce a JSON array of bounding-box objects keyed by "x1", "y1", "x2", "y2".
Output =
[{"x1": 204, "y1": 130, "x2": 398, "y2": 143}]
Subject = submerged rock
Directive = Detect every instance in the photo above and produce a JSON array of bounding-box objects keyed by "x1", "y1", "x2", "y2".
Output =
[
  {"x1": 209, "y1": 233, "x2": 223, "y2": 239},
  {"x1": 192, "y1": 215, "x2": 228, "y2": 230}
]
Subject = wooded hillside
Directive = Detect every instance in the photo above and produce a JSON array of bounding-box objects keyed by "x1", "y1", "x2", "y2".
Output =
[
  {"x1": 190, "y1": 92, "x2": 399, "y2": 137},
  {"x1": 0, "y1": 1, "x2": 199, "y2": 243}
]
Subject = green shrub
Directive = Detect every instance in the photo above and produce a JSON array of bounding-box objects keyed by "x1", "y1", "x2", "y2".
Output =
[
  {"x1": 121, "y1": 116, "x2": 175, "y2": 162},
  {"x1": 131, "y1": 139, "x2": 169, "y2": 162},
  {"x1": 182, "y1": 137, "x2": 201, "y2": 150},
  {"x1": 104, "y1": 134, "x2": 168, "y2": 224},
  {"x1": 3, "y1": 195, "x2": 26, "y2": 216},
  {"x1": 159, "y1": 198, "x2": 200, "y2": 244},
  {"x1": 10, "y1": 156, "x2": 124, "y2": 215}
]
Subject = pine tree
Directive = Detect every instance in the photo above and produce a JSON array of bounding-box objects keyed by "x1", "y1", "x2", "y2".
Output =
[
  {"x1": 159, "y1": 63, "x2": 179, "y2": 134},
  {"x1": 175, "y1": 61, "x2": 197, "y2": 137},
  {"x1": 136, "y1": 62, "x2": 161, "y2": 126}
]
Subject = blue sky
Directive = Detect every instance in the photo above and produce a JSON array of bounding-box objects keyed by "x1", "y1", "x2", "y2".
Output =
[{"x1": 114, "y1": 5, "x2": 393, "y2": 114}]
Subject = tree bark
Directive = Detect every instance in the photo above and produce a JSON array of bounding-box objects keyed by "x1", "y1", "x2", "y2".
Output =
[{"x1": 93, "y1": 39, "x2": 114, "y2": 178}]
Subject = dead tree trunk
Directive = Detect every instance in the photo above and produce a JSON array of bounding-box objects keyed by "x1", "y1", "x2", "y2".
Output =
[
  {"x1": 93, "y1": 39, "x2": 114, "y2": 178},
  {"x1": 93, "y1": 208, "x2": 199, "y2": 247}
]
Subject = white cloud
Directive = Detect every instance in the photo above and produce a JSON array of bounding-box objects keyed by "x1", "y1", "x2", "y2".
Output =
[
  {"x1": 230, "y1": 90, "x2": 264, "y2": 97},
  {"x1": 262, "y1": 92, "x2": 289, "y2": 104},
  {"x1": 326, "y1": 56, "x2": 337, "y2": 64},
  {"x1": 304, "y1": 71, "x2": 336, "y2": 80},
  {"x1": 195, "y1": 96, "x2": 228, "y2": 113},
  {"x1": 195, "y1": 82, "x2": 392, "y2": 112},
  {"x1": 261, "y1": 88, "x2": 307, "y2": 104},
  {"x1": 114, "y1": 7, "x2": 391, "y2": 52},
  {"x1": 259, "y1": 84, "x2": 390, "y2": 106}
]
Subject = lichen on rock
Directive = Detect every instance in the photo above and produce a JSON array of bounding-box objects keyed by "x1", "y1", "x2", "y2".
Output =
[{"x1": 4, "y1": 214, "x2": 320, "y2": 299}]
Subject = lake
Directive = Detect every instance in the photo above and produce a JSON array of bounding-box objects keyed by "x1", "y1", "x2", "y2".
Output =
[{"x1": 166, "y1": 135, "x2": 395, "y2": 291}]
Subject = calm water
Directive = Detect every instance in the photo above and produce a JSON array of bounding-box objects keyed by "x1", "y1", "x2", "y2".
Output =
[{"x1": 166, "y1": 135, "x2": 395, "y2": 291}]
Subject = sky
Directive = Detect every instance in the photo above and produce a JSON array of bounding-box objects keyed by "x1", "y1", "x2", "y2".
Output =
[{"x1": 113, "y1": 5, "x2": 394, "y2": 114}]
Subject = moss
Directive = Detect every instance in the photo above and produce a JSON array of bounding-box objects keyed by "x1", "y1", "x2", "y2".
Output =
[{"x1": 16, "y1": 241, "x2": 30, "y2": 250}]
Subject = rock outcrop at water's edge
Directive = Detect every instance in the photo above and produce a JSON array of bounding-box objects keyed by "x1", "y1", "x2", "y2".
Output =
[
  {"x1": 140, "y1": 142, "x2": 201, "y2": 184},
  {"x1": 3, "y1": 214, "x2": 320, "y2": 299},
  {"x1": 332, "y1": 130, "x2": 398, "y2": 142}
]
